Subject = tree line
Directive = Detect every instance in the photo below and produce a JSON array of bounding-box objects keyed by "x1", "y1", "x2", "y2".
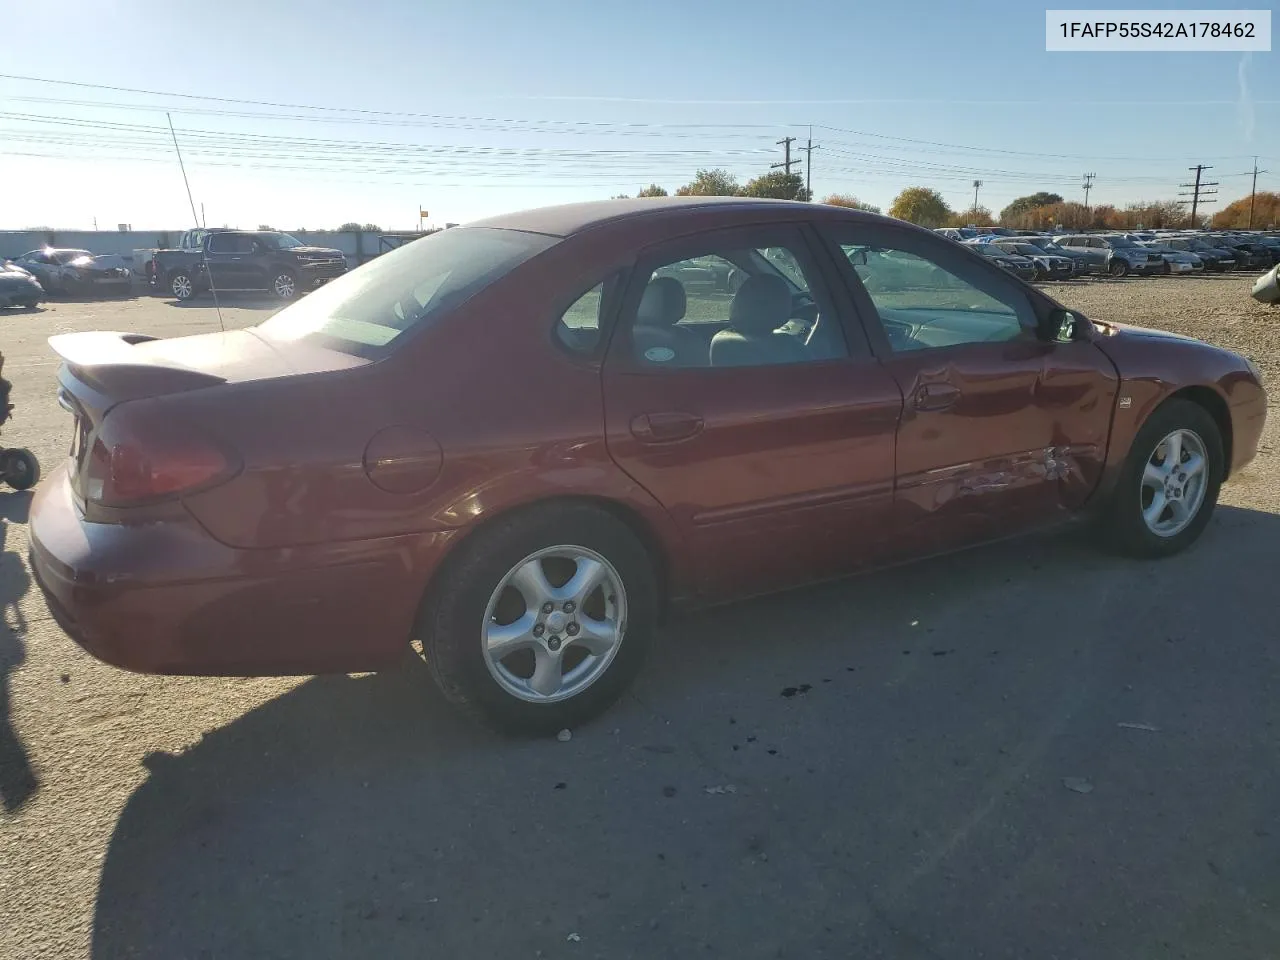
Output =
[{"x1": 613, "y1": 170, "x2": 1278, "y2": 231}]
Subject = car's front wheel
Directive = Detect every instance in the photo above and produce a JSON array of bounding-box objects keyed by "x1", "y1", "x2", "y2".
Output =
[
  {"x1": 1109, "y1": 258, "x2": 1130, "y2": 278},
  {"x1": 1101, "y1": 398, "x2": 1223, "y2": 558},
  {"x1": 271, "y1": 271, "x2": 298, "y2": 300},
  {"x1": 418, "y1": 503, "x2": 657, "y2": 735}
]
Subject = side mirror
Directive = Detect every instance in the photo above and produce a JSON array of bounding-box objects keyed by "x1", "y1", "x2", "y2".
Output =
[
  {"x1": 848, "y1": 249, "x2": 868, "y2": 266},
  {"x1": 1039, "y1": 308, "x2": 1081, "y2": 343}
]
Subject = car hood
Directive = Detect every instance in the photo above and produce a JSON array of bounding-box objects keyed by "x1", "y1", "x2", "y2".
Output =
[
  {"x1": 1091, "y1": 320, "x2": 1196, "y2": 344},
  {"x1": 0, "y1": 271, "x2": 40, "y2": 289}
]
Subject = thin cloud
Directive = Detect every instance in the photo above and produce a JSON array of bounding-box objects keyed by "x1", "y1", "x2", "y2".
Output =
[{"x1": 1238, "y1": 53, "x2": 1256, "y2": 142}]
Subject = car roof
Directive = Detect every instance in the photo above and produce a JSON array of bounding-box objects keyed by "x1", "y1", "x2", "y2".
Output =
[{"x1": 466, "y1": 196, "x2": 878, "y2": 238}]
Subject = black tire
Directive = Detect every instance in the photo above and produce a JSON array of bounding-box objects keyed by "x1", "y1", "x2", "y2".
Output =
[
  {"x1": 169, "y1": 271, "x2": 196, "y2": 301},
  {"x1": 1109, "y1": 258, "x2": 1130, "y2": 278},
  {"x1": 1099, "y1": 398, "x2": 1223, "y2": 559},
  {"x1": 270, "y1": 271, "x2": 299, "y2": 301},
  {"x1": 418, "y1": 503, "x2": 658, "y2": 735},
  {"x1": 0, "y1": 448, "x2": 41, "y2": 491},
  {"x1": 22, "y1": 301, "x2": 39, "y2": 311}
]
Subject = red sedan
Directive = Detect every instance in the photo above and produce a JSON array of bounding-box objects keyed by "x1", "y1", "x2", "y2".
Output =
[{"x1": 28, "y1": 199, "x2": 1268, "y2": 733}]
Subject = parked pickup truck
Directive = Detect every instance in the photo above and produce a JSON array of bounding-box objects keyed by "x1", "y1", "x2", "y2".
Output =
[{"x1": 148, "y1": 229, "x2": 347, "y2": 301}]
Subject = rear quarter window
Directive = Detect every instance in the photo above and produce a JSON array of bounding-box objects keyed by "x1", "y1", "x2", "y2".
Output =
[{"x1": 255, "y1": 227, "x2": 558, "y2": 359}]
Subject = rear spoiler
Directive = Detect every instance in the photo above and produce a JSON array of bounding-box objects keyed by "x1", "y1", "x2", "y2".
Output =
[{"x1": 48, "y1": 331, "x2": 227, "y2": 400}]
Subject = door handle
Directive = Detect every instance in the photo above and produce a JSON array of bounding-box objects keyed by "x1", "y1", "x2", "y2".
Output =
[
  {"x1": 630, "y1": 411, "x2": 704, "y2": 443},
  {"x1": 912, "y1": 383, "x2": 960, "y2": 412}
]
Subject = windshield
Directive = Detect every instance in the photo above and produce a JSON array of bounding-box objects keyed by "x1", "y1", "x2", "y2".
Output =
[
  {"x1": 268, "y1": 233, "x2": 305, "y2": 249},
  {"x1": 255, "y1": 227, "x2": 557, "y2": 358},
  {"x1": 1005, "y1": 244, "x2": 1044, "y2": 256},
  {"x1": 1107, "y1": 237, "x2": 1137, "y2": 248}
]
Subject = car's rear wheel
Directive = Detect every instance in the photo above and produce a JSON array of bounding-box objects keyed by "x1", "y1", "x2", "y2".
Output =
[
  {"x1": 1100, "y1": 399, "x2": 1222, "y2": 558},
  {"x1": 418, "y1": 504, "x2": 657, "y2": 735},
  {"x1": 170, "y1": 272, "x2": 195, "y2": 300},
  {"x1": 271, "y1": 271, "x2": 298, "y2": 300},
  {"x1": 1109, "y1": 258, "x2": 1130, "y2": 278}
]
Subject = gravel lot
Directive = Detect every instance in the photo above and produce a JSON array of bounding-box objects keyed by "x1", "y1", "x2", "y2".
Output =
[{"x1": 1, "y1": 276, "x2": 1277, "y2": 959}]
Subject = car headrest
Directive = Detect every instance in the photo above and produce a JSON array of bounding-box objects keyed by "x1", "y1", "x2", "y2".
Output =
[
  {"x1": 637, "y1": 276, "x2": 687, "y2": 327},
  {"x1": 729, "y1": 274, "x2": 792, "y2": 336}
]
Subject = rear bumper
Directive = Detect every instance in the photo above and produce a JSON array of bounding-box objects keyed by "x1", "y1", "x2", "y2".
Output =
[{"x1": 28, "y1": 464, "x2": 447, "y2": 675}]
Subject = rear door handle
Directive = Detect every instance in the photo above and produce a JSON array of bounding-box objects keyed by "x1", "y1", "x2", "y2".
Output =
[
  {"x1": 912, "y1": 383, "x2": 961, "y2": 412},
  {"x1": 630, "y1": 411, "x2": 704, "y2": 443}
]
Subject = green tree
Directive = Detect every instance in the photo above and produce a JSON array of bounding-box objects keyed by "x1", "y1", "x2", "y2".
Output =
[
  {"x1": 822, "y1": 194, "x2": 880, "y2": 213},
  {"x1": 739, "y1": 171, "x2": 810, "y2": 201},
  {"x1": 998, "y1": 192, "x2": 1065, "y2": 225},
  {"x1": 887, "y1": 187, "x2": 952, "y2": 227},
  {"x1": 637, "y1": 184, "x2": 669, "y2": 197},
  {"x1": 675, "y1": 168, "x2": 740, "y2": 197}
]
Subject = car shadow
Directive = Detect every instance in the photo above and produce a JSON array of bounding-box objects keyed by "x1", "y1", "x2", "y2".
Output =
[
  {"x1": 89, "y1": 504, "x2": 1280, "y2": 958},
  {"x1": 0, "y1": 490, "x2": 35, "y2": 814},
  {"x1": 164, "y1": 294, "x2": 283, "y2": 311},
  {"x1": 45, "y1": 292, "x2": 140, "y2": 304}
]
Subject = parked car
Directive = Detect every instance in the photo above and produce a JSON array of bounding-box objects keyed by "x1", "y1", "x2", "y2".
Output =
[
  {"x1": 0, "y1": 262, "x2": 44, "y2": 309},
  {"x1": 1136, "y1": 242, "x2": 1205, "y2": 275},
  {"x1": 29, "y1": 198, "x2": 1268, "y2": 733},
  {"x1": 990, "y1": 241, "x2": 1074, "y2": 280},
  {"x1": 1016, "y1": 235, "x2": 1098, "y2": 275},
  {"x1": 146, "y1": 228, "x2": 231, "y2": 293},
  {"x1": 1054, "y1": 235, "x2": 1164, "y2": 277},
  {"x1": 11, "y1": 248, "x2": 132, "y2": 296},
  {"x1": 1203, "y1": 234, "x2": 1273, "y2": 269},
  {"x1": 1161, "y1": 237, "x2": 1236, "y2": 271},
  {"x1": 155, "y1": 230, "x2": 348, "y2": 301},
  {"x1": 965, "y1": 241, "x2": 1039, "y2": 281},
  {"x1": 934, "y1": 227, "x2": 978, "y2": 242}
]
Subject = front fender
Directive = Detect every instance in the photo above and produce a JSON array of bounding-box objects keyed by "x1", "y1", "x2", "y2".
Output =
[{"x1": 1090, "y1": 324, "x2": 1265, "y2": 497}]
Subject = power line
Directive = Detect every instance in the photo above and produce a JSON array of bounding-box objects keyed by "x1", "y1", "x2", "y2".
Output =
[{"x1": 1082, "y1": 172, "x2": 1095, "y2": 211}]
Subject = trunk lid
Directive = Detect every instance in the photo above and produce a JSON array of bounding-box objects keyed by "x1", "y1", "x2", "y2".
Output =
[{"x1": 50, "y1": 328, "x2": 368, "y2": 502}]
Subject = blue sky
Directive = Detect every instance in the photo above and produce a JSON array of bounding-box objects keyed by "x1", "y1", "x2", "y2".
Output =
[{"x1": 0, "y1": 0, "x2": 1275, "y2": 230}]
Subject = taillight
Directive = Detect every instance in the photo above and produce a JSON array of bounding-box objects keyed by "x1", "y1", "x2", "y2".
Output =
[{"x1": 84, "y1": 402, "x2": 240, "y2": 506}]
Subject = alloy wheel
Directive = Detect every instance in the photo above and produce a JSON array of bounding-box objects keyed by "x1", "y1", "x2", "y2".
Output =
[
  {"x1": 1140, "y1": 428, "x2": 1208, "y2": 537},
  {"x1": 274, "y1": 274, "x2": 296, "y2": 298},
  {"x1": 482, "y1": 545, "x2": 627, "y2": 703},
  {"x1": 171, "y1": 275, "x2": 193, "y2": 299}
]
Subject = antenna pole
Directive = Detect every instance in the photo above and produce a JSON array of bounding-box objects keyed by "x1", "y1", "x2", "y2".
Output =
[{"x1": 167, "y1": 112, "x2": 224, "y2": 333}]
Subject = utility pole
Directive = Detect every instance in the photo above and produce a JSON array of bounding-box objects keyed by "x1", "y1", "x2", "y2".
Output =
[
  {"x1": 772, "y1": 137, "x2": 798, "y2": 176},
  {"x1": 1178, "y1": 164, "x2": 1218, "y2": 226},
  {"x1": 972, "y1": 180, "x2": 983, "y2": 212},
  {"x1": 1082, "y1": 172, "x2": 1096, "y2": 211},
  {"x1": 1248, "y1": 157, "x2": 1268, "y2": 229},
  {"x1": 798, "y1": 128, "x2": 820, "y2": 200}
]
